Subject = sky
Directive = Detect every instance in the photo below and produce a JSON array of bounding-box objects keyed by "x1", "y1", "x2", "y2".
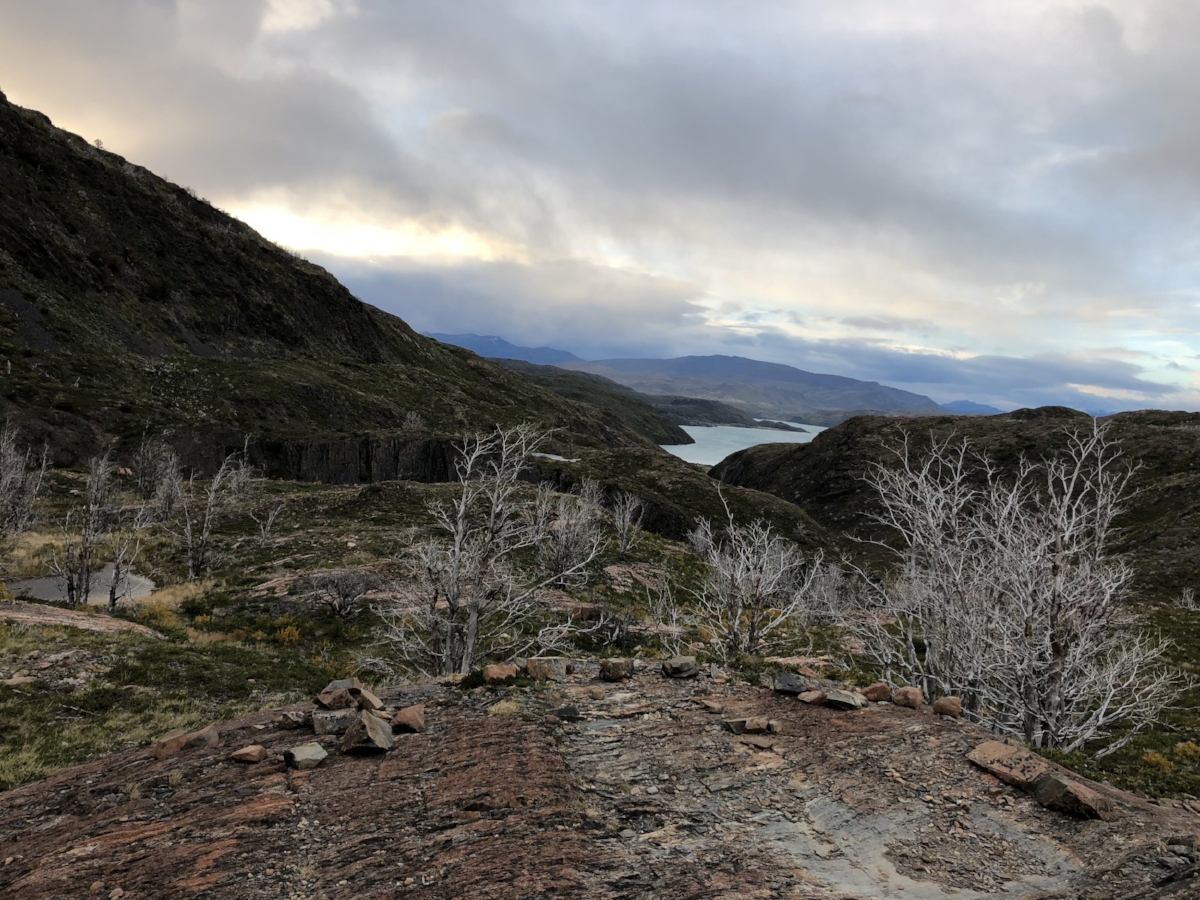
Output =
[{"x1": 2, "y1": 0, "x2": 1199, "y2": 412}]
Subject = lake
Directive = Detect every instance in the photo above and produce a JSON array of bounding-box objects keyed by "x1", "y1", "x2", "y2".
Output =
[{"x1": 660, "y1": 423, "x2": 825, "y2": 466}]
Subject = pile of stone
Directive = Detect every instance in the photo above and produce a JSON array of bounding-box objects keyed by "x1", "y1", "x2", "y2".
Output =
[
  {"x1": 772, "y1": 673, "x2": 964, "y2": 717},
  {"x1": 154, "y1": 677, "x2": 426, "y2": 772}
]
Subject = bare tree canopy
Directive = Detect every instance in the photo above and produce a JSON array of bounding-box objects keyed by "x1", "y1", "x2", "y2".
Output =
[
  {"x1": 831, "y1": 422, "x2": 1183, "y2": 756},
  {"x1": 0, "y1": 422, "x2": 46, "y2": 546},
  {"x1": 374, "y1": 424, "x2": 603, "y2": 677}
]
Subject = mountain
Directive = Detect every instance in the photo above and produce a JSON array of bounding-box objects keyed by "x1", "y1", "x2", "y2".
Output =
[
  {"x1": 558, "y1": 355, "x2": 942, "y2": 423},
  {"x1": 489, "y1": 359, "x2": 690, "y2": 444},
  {"x1": 941, "y1": 400, "x2": 1004, "y2": 415},
  {"x1": 426, "y1": 333, "x2": 584, "y2": 366},
  {"x1": 711, "y1": 406, "x2": 1200, "y2": 603},
  {"x1": 0, "y1": 92, "x2": 658, "y2": 469}
]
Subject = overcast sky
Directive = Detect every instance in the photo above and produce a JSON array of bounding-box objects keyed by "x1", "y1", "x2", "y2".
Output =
[{"x1": 3, "y1": 0, "x2": 1199, "y2": 411}]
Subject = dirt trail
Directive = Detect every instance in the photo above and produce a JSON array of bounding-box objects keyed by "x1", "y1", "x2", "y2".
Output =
[{"x1": 1, "y1": 663, "x2": 1198, "y2": 898}]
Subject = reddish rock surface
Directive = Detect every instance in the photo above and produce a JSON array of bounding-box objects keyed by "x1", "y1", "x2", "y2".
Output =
[{"x1": 1, "y1": 671, "x2": 1196, "y2": 898}]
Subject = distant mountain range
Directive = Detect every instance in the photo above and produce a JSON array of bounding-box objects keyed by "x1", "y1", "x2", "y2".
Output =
[
  {"x1": 941, "y1": 400, "x2": 1005, "y2": 415},
  {"x1": 425, "y1": 333, "x2": 584, "y2": 366},
  {"x1": 429, "y1": 333, "x2": 1011, "y2": 423}
]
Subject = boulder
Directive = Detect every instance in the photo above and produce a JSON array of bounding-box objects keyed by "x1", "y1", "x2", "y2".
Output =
[
  {"x1": 352, "y1": 687, "x2": 385, "y2": 711},
  {"x1": 773, "y1": 673, "x2": 818, "y2": 695},
  {"x1": 933, "y1": 696, "x2": 963, "y2": 718},
  {"x1": 483, "y1": 663, "x2": 518, "y2": 683},
  {"x1": 599, "y1": 658, "x2": 634, "y2": 682},
  {"x1": 153, "y1": 723, "x2": 220, "y2": 760},
  {"x1": 966, "y1": 741, "x2": 1051, "y2": 790},
  {"x1": 231, "y1": 744, "x2": 267, "y2": 763},
  {"x1": 662, "y1": 656, "x2": 699, "y2": 678},
  {"x1": 797, "y1": 690, "x2": 826, "y2": 705},
  {"x1": 553, "y1": 705, "x2": 582, "y2": 722},
  {"x1": 341, "y1": 712, "x2": 394, "y2": 753},
  {"x1": 392, "y1": 704, "x2": 426, "y2": 734},
  {"x1": 893, "y1": 686, "x2": 924, "y2": 709},
  {"x1": 284, "y1": 742, "x2": 328, "y2": 770},
  {"x1": 864, "y1": 682, "x2": 893, "y2": 702},
  {"x1": 312, "y1": 708, "x2": 360, "y2": 735},
  {"x1": 276, "y1": 710, "x2": 310, "y2": 730},
  {"x1": 526, "y1": 657, "x2": 570, "y2": 681},
  {"x1": 1032, "y1": 773, "x2": 1117, "y2": 821},
  {"x1": 824, "y1": 690, "x2": 868, "y2": 711}
]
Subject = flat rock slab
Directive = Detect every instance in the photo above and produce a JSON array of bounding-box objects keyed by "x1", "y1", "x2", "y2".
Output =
[
  {"x1": 284, "y1": 742, "x2": 327, "y2": 770},
  {"x1": 1033, "y1": 772, "x2": 1118, "y2": 821},
  {"x1": 0, "y1": 600, "x2": 164, "y2": 639},
  {"x1": 967, "y1": 741, "x2": 1052, "y2": 790},
  {"x1": 824, "y1": 690, "x2": 868, "y2": 711}
]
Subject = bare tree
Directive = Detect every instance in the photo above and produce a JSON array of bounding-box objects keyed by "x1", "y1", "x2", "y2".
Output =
[
  {"x1": 51, "y1": 454, "x2": 114, "y2": 608},
  {"x1": 687, "y1": 492, "x2": 826, "y2": 661},
  {"x1": 179, "y1": 451, "x2": 251, "y2": 579},
  {"x1": 107, "y1": 502, "x2": 154, "y2": 612},
  {"x1": 249, "y1": 498, "x2": 287, "y2": 546},
  {"x1": 538, "y1": 479, "x2": 605, "y2": 586},
  {"x1": 833, "y1": 424, "x2": 1183, "y2": 756},
  {"x1": 0, "y1": 422, "x2": 46, "y2": 548},
  {"x1": 376, "y1": 425, "x2": 604, "y2": 676},
  {"x1": 294, "y1": 570, "x2": 383, "y2": 621},
  {"x1": 611, "y1": 491, "x2": 645, "y2": 559}
]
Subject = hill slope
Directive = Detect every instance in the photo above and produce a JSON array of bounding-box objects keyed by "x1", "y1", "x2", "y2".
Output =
[
  {"x1": 712, "y1": 407, "x2": 1200, "y2": 601},
  {"x1": 560, "y1": 355, "x2": 942, "y2": 423},
  {"x1": 0, "y1": 92, "x2": 653, "y2": 465}
]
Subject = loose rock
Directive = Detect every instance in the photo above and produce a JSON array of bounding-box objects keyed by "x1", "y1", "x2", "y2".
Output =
[
  {"x1": 966, "y1": 741, "x2": 1051, "y2": 790},
  {"x1": 824, "y1": 690, "x2": 868, "y2": 711},
  {"x1": 276, "y1": 710, "x2": 309, "y2": 730},
  {"x1": 864, "y1": 682, "x2": 893, "y2": 702},
  {"x1": 231, "y1": 744, "x2": 267, "y2": 763},
  {"x1": 312, "y1": 709, "x2": 360, "y2": 735},
  {"x1": 797, "y1": 690, "x2": 826, "y2": 705},
  {"x1": 893, "y1": 686, "x2": 925, "y2": 709},
  {"x1": 1032, "y1": 772, "x2": 1118, "y2": 821},
  {"x1": 392, "y1": 704, "x2": 426, "y2": 734},
  {"x1": 284, "y1": 742, "x2": 327, "y2": 770},
  {"x1": 599, "y1": 658, "x2": 634, "y2": 682},
  {"x1": 316, "y1": 688, "x2": 354, "y2": 710},
  {"x1": 933, "y1": 696, "x2": 963, "y2": 718},
  {"x1": 341, "y1": 712, "x2": 394, "y2": 753},
  {"x1": 352, "y1": 687, "x2": 385, "y2": 711},
  {"x1": 153, "y1": 723, "x2": 220, "y2": 760},
  {"x1": 725, "y1": 717, "x2": 770, "y2": 735},
  {"x1": 483, "y1": 664, "x2": 518, "y2": 683},
  {"x1": 661, "y1": 656, "x2": 699, "y2": 678},
  {"x1": 526, "y1": 657, "x2": 569, "y2": 681},
  {"x1": 773, "y1": 673, "x2": 817, "y2": 695}
]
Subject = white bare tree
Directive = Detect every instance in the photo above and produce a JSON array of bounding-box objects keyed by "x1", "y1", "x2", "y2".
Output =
[
  {"x1": 611, "y1": 490, "x2": 645, "y2": 559},
  {"x1": 294, "y1": 570, "x2": 383, "y2": 621},
  {"x1": 833, "y1": 423, "x2": 1183, "y2": 756},
  {"x1": 687, "y1": 492, "x2": 826, "y2": 661},
  {"x1": 107, "y1": 501, "x2": 154, "y2": 612},
  {"x1": 51, "y1": 454, "x2": 114, "y2": 608},
  {"x1": 178, "y1": 450, "x2": 252, "y2": 579},
  {"x1": 0, "y1": 422, "x2": 46, "y2": 550},
  {"x1": 375, "y1": 425, "x2": 604, "y2": 676},
  {"x1": 538, "y1": 479, "x2": 605, "y2": 586},
  {"x1": 249, "y1": 498, "x2": 287, "y2": 546}
]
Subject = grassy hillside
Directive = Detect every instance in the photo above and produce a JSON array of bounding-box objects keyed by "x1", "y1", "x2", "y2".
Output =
[
  {"x1": 711, "y1": 406, "x2": 1200, "y2": 602},
  {"x1": 0, "y1": 91, "x2": 656, "y2": 465}
]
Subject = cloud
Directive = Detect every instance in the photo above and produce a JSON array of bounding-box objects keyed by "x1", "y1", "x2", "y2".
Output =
[{"x1": 1, "y1": 0, "x2": 1198, "y2": 411}]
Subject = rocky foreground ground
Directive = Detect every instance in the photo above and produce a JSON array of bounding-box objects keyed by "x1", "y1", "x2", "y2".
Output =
[{"x1": 2, "y1": 661, "x2": 1199, "y2": 899}]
